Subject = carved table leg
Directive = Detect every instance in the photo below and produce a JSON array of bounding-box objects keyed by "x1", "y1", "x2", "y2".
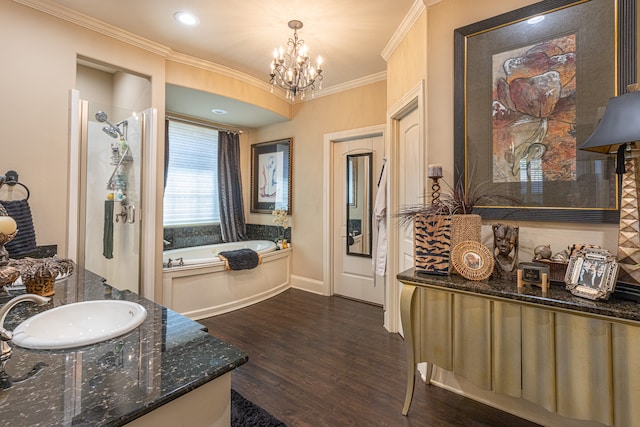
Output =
[{"x1": 400, "y1": 283, "x2": 417, "y2": 416}]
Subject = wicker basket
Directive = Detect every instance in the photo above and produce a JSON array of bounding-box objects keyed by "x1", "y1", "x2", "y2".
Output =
[{"x1": 449, "y1": 214, "x2": 482, "y2": 274}]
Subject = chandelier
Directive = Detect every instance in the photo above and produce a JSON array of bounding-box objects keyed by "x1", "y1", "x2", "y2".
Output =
[{"x1": 270, "y1": 20, "x2": 323, "y2": 100}]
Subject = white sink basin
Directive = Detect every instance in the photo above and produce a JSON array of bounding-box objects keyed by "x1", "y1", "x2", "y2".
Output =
[{"x1": 12, "y1": 300, "x2": 147, "y2": 350}]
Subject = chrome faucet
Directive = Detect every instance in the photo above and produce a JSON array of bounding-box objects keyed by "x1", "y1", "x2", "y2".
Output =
[{"x1": 0, "y1": 294, "x2": 50, "y2": 361}]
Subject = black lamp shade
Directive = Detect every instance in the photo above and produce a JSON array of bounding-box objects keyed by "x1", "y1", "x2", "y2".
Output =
[{"x1": 580, "y1": 92, "x2": 640, "y2": 153}]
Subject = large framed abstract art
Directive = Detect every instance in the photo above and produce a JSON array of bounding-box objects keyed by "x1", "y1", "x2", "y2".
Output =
[
  {"x1": 250, "y1": 138, "x2": 293, "y2": 214},
  {"x1": 454, "y1": 0, "x2": 637, "y2": 223}
]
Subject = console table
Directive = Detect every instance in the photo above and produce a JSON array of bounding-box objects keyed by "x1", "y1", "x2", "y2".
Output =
[{"x1": 398, "y1": 268, "x2": 640, "y2": 426}]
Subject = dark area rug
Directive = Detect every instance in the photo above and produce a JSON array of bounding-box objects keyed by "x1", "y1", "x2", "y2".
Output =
[{"x1": 231, "y1": 389, "x2": 287, "y2": 427}]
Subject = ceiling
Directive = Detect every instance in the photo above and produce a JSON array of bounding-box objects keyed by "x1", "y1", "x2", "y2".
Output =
[{"x1": 41, "y1": 0, "x2": 416, "y2": 128}]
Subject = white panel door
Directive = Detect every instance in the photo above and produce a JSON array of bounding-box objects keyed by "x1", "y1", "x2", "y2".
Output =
[
  {"x1": 398, "y1": 107, "x2": 422, "y2": 270},
  {"x1": 333, "y1": 136, "x2": 385, "y2": 305},
  {"x1": 397, "y1": 107, "x2": 423, "y2": 332}
]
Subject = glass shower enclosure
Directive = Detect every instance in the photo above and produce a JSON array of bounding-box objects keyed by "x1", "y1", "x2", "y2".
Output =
[{"x1": 73, "y1": 98, "x2": 151, "y2": 294}]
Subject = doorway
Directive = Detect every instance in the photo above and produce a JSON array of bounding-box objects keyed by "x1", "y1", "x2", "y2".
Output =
[
  {"x1": 385, "y1": 81, "x2": 425, "y2": 333},
  {"x1": 329, "y1": 129, "x2": 385, "y2": 305}
]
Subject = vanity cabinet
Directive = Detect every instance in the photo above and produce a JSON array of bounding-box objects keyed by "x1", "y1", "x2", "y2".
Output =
[
  {"x1": 1, "y1": 269, "x2": 247, "y2": 426},
  {"x1": 398, "y1": 269, "x2": 640, "y2": 427}
]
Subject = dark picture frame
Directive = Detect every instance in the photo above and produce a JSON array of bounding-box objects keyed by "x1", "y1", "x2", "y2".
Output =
[
  {"x1": 454, "y1": 0, "x2": 637, "y2": 223},
  {"x1": 250, "y1": 138, "x2": 292, "y2": 214},
  {"x1": 565, "y1": 247, "x2": 619, "y2": 300}
]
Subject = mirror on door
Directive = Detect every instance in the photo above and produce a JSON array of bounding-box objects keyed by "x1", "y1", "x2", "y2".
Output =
[{"x1": 346, "y1": 153, "x2": 372, "y2": 257}]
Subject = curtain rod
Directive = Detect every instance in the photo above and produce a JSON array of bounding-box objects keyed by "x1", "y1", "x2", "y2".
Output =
[{"x1": 166, "y1": 112, "x2": 243, "y2": 134}]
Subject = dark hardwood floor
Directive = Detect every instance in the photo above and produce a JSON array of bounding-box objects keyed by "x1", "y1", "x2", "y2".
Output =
[{"x1": 200, "y1": 289, "x2": 541, "y2": 427}]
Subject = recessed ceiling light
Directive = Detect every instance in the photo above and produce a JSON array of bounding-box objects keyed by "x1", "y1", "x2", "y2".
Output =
[
  {"x1": 174, "y1": 11, "x2": 199, "y2": 26},
  {"x1": 527, "y1": 15, "x2": 545, "y2": 24},
  {"x1": 212, "y1": 109, "x2": 228, "y2": 115}
]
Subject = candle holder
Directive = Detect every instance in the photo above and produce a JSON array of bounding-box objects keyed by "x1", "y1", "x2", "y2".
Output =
[
  {"x1": 429, "y1": 176, "x2": 441, "y2": 203},
  {"x1": 427, "y1": 164, "x2": 443, "y2": 204}
]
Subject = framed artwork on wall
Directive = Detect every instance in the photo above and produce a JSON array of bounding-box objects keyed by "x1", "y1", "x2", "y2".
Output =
[
  {"x1": 453, "y1": 0, "x2": 637, "y2": 223},
  {"x1": 250, "y1": 138, "x2": 293, "y2": 214}
]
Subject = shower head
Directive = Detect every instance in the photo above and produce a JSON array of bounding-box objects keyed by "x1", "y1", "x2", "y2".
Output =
[
  {"x1": 95, "y1": 111, "x2": 124, "y2": 138},
  {"x1": 102, "y1": 126, "x2": 121, "y2": 138},
  {"x1": 95, "y1": 111, "x2": 109, "y2": 123}
]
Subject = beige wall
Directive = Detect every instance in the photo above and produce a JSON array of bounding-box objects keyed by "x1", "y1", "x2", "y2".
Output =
[
  {"x1": 0, "y1": 0, "x2": 166, "y2": 258},
  {"x1": 386, "y1": 11, "x2": 427, "y2": 109},
  {"x1": 386, "y1": 0, "x2": 627, "y2": 262},
  {"x1": 165, "y1": 60, "x2": 291, "y2": 120},
  {"x1": 0, "y1": 0, "x2": 386, "y2": 291},
  {"x1": 1, "y1": 0, "x2": 638, "y2": 297},
  {"x1": 248, "y1": 81, "x2": 387, "y2": 281}
]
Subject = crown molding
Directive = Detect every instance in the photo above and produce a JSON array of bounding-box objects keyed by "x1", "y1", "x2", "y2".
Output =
[
  {"x1": 14, "y1": 0, "x2": 171, "y2": 57},
  {"x1": 381, "y1": 0, "x2": 443, "y2": 61},
  {"x1": 15, "y1": 0, "x2": 388, "y2": 103},
  {"x1": 166, "y1": 52, "x2": 275, "y2": 93},
  {"x1": 169, "y1": 50, "x2": 386, "y2": 104},
  {"x1": 381, "y1": 0, "x2": 425, "y2": 61},
  {"x1": 295, "y1": 71, "x2": 387, "y2": 103}
]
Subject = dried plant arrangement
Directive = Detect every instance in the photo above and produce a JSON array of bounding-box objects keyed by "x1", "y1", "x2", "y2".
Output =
[{"x1": 395, "y1": 175, "x2": 517, "y2": 227}]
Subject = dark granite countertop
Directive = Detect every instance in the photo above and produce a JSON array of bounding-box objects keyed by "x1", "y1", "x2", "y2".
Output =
[
  {"x1": 0, "y1": 269, "x2": 248, "y2": 426},
  {"x1": 398, "y1": 268, "x2": 640, "y2": 324}
]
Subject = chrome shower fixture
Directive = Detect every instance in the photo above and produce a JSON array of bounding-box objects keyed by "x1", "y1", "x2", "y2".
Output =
[
  {"x1": 95, "y1": 111, "x2": 127, "y2": 139},
  {"x1": 102, "y1": 126, "x2": 120, "y2": 139}
]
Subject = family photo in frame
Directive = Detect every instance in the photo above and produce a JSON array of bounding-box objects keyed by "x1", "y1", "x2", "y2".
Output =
[{"x1": 565, "y1": 248, "x2": 619, "y2": 300}]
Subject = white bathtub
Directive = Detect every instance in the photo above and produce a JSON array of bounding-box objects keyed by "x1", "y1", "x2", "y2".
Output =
[
  {"x1": 162, "y1": 241, "x2": 290, "y2": 320},
  {"x1": 163, "y1": 240, "x2": 277, "y2": 266}
]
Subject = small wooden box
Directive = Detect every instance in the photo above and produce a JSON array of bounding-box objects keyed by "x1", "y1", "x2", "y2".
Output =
[{"x1": 534, "y1": 259, "x2": 569, "y2": 284}]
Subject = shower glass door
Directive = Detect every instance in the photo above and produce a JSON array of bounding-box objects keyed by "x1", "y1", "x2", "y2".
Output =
[{"x1": 80, "y1": 101, "x2": 143, "y2": 293}]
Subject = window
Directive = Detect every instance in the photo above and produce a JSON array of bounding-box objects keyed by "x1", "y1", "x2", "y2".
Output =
[{"x1": 163, "y1": 120, "x2": 220, "y2": 226}]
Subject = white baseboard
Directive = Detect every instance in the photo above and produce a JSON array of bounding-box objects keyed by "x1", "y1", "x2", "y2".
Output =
[{"x1": 290, "y1": 274, "x2": 328, "y2": 295}]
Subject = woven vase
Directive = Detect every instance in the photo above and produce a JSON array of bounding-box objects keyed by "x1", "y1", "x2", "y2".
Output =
[{"x1": 449, "y1": 214, "x2": 482, "y2": 274}]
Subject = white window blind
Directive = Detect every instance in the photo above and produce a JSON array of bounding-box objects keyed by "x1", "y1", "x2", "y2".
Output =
[{"x1": 163, "y1": 120, "x2": 220, "y2": 226}]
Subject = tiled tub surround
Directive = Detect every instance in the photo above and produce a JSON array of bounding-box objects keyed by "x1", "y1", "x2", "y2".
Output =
[
  {"x1": 398, "y1": 268, "x2": 640, "y2": 427},
  {"x1": 163, "y1": 224, "x2": 223, "y2": 250},
  {"x1": 0, "y1": 269, "x2": 247, "y2": 426},
  {"x1": 163, "y1": 224, "x2": 291, "y2": 250},
  {"x1": 246, "y1": 224, "x2": 291, "y2": 244}
]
